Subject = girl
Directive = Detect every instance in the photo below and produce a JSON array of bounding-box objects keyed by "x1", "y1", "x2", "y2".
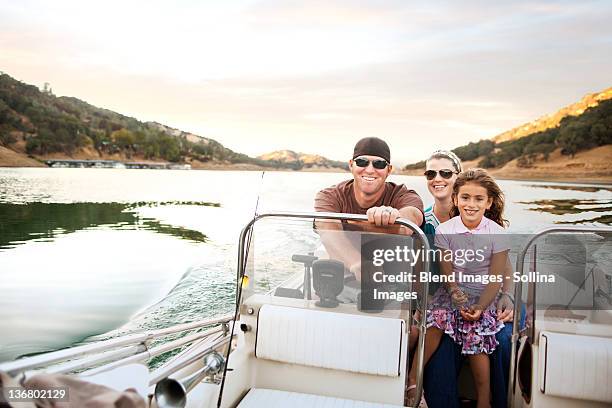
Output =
[{"x1": 408, "y1": 168, "x2": 509, "y2": 408}]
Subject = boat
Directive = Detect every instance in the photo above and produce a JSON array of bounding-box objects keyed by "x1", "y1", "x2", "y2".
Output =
[{"x1": 0, "y1": 212, "x2": 610, "y2": 408}]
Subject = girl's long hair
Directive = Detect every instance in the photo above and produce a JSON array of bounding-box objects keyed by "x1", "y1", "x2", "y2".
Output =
[{"x1": 450, "y1": 168, "x2": 508, "y2": 227}]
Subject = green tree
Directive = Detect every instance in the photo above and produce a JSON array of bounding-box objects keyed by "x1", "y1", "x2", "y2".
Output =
[
  {"x1": 559, "y1": 122, "x2": 589, "y2": 157},
  {"x1": 111, "y1": 129, "x2": 135, "y2": 149},
  {"x1": 524, "y1": 142, "x2": 556, "y2": 161},
  {"x1": 158, "y1": 134, "x2": 180, "y2": 162},
  {"x1": 590, "y1": 123, "x2": 611, "y2": 145}
]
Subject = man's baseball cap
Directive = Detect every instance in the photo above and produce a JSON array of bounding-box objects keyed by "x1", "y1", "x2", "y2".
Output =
[{"x1": 353, "y1": 137, "x2": 390, "y2": 162}]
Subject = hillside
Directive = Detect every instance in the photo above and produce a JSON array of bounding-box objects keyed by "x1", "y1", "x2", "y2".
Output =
[
  {"x1": 403, "y1": 145, "x2": 612, "y2": 183},
  {"x1": 0, "y1": 72, "x2": 343, "y2": 171},
  {"x1": 487, "y1": 145, "x2": 612, "y2": 182},
  {"x1": 0, "y1": 72, "x2": 254, "y2": 166},
  {"x1": 0, "y1": 145, "x2": 45, "y2": 167},
  {"x1": 257, "y1": 150, "x2": 348, "y2": 171},
  {"x1": 404, "y1": 86, "x2": 612, "y2": 182},
  {"x1": 493, "y1": 87, "x2": 612, "y2": 143}
]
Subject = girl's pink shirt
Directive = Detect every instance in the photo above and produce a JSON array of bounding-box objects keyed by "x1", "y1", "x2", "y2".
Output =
[{"x1": 434, "y1": 215, "x2": 510, "y2": 294}]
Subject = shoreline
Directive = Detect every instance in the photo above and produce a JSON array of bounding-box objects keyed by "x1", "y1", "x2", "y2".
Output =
[
  {"x1": 401, "y1": 173, "x2": 612, "y2": 185},
  {"x1": 401, "y1": 169, "x2": 612, "y2": 185},
  {"x1": 492, "y1": 175, "x2": 612, "y2": 186},
  {"x1": 2, "y1": 145, "x2": 611, "y2": 185},
  {"x1": 1, "y1": 164, "x2": 610, "y2": 185}
]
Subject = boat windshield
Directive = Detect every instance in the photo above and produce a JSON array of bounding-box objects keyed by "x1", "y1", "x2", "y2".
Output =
[
  {"x1": 238, "y1": 214, "x2": 429, "y2": 317},
  {"x1": 517, "y1": 230, "x2": 612, "y2": 336},
  {"x1": 237, "y1": 217, "x2": 612, "y2": 326}
]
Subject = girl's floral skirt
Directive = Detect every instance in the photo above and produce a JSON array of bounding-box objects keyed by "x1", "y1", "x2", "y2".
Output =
[{"x1": 425, "y1": 287, "x2": 504, "y2": 355}]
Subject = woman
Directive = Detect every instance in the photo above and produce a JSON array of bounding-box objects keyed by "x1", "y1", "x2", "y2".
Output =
[
  {"x1": 419, "y1": 150, "x2": 516, "y2": 408},
  {"x1": 423, "y1": 150, "x2": 462, "y2": 235},
  {"x1": 407, "y1": 150, "x2": 462, "y2": 406}
]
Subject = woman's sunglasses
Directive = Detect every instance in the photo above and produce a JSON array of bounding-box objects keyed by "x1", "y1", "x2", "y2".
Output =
[
  {"x1": 424, "y1": 169, "x2": 458, "y2": 180},
  {"x1": 354, "y1": 157, "x2": 389, "y2": 170}
]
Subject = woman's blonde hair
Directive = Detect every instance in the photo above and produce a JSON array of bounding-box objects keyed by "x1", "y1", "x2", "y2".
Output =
[{"x1": 426, "y1": 150, "x2": 462, "y2": 173}]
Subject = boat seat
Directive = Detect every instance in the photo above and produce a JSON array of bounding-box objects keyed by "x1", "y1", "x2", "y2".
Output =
[
  {"x1": 237, "y1": 388, "x2": 405, "y2": 408},
  {"x1": 255, "y1": 304, "x2": 404, "y2": 377},
  {"x1": 539, "y1": 331, "x2": 612, "y2": 403}
]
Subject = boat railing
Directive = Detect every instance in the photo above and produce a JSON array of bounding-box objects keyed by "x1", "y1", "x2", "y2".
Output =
[
  {"x1": 507, "y1": 225, "x2": 612, "y2": 408},
  {"x1": 235, "y1": 211, "x2": 430, "y2": 407},
  {"x1": 0, "y1": 314, "x2": 234, "y2": 381},
  {"x1": 2, "y1": 211, "x2": 431, "y2": 407}
]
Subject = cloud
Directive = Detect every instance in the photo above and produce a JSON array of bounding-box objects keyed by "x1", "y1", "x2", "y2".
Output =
[{"x1": 1, "y1": 0, "x2": 611, "y2": 165}]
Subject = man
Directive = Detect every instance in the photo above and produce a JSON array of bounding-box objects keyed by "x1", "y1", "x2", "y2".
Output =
[{"x1": 314, "y1": 137, "x2": 424, "y2": 279}]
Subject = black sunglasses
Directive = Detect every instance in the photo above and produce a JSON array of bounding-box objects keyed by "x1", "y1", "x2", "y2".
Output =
[
  {"x1": 354, "y1": 157, "x2": 389, "y2": 170},
  {"x1": 424, "y1": 169, "x2": 458, "y2": 180}
]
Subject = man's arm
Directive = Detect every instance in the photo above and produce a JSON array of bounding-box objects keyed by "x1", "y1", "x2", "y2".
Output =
[
  {"x1": 314, "y1": 187, "x2": 364, "y2": 278},
  {"x1": 400, "y1": 206, "x2": 424, "y2": 227},
  {"x1": 315, "y1": 220, "x2": 363, "y2": 277},
  {"x1": 314, "y1": 187, "x2": 424, "y2": 280},
  {"x1": 366, "y1": 205, "x2": 423, "y2": 229},
  {"x1": 378, "y1": 185, "x2": 425, "y2": 230}
]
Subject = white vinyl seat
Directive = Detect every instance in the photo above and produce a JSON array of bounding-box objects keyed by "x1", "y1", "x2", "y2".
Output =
[
  {"x1": 244, "y1": 305, "x2": 408, "y2": 406},
  {"x1": 237, "y1": 388, "x2": 405, "y2": 408},
  {"x1": 539, "y1": 331, "x2": 612, "y2": 403},
  {"x1": 256, "y1": 304, "x2": 404, "y2": 377}
]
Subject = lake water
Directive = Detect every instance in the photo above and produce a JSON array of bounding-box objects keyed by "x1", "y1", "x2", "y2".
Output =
[{"x1": 0, "y1": 168, "x2": 610, "y2": 361}]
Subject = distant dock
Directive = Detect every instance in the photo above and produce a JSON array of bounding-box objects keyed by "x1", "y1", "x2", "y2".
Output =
[{"x1": 44, "y1": 159, "x2": 191, "y2": 170}]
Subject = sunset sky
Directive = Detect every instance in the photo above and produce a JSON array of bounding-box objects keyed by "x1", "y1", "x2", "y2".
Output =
[{"x1": 1, "y1": 0, "x2": 611, "y2": 165}]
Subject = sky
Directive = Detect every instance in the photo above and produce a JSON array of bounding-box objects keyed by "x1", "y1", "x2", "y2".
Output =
[{"x1": 1, "y1": 0, "x2": 611, "y2": 165}]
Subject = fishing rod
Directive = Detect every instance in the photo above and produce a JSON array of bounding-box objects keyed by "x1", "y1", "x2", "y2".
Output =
[{"x1": 216, "y1": 170, "x2": 265, "y2": 407}]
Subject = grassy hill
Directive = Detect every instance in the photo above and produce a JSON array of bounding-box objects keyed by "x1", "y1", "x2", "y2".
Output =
[
  {"x1": 0, "y1": 72, "x2": 345, "y2": 170},
  {"x1": 258, "y1": 150, "x2": 348, "y2": 171},
  {"x1": 493, "y1": 88, "x2": 612, "y2": 143},
  {"x1": 404, "y1": 87, "x2": 612, "y2": 179}
]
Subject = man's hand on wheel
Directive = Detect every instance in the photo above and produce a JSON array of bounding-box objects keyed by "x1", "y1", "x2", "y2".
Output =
[{"x1": 367, "y1": 206, "x2": 400, "y2": 226}]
